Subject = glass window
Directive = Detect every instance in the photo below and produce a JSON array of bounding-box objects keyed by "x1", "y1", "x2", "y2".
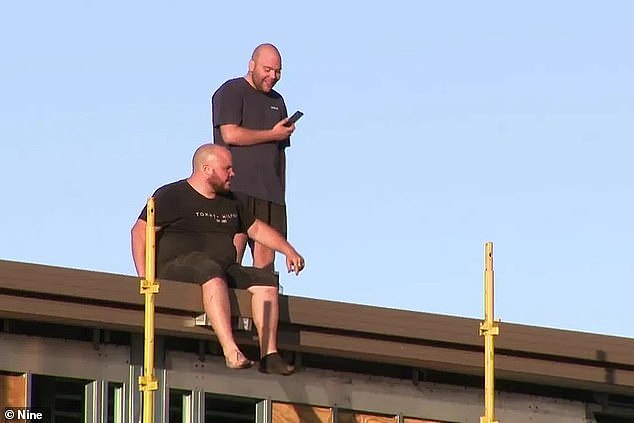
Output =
[
  {"x1": 31, "y1": 375, "x2": 89, "y2": 422},
  {"x1": 169, "y1": 389, "x2": 259, "y2": 423},
  {"x1": 205, "y1": 392, "x2": 258, "y2": 423},
  {"x1": 169, "y1": 389, "x2": 189, "y2": 422},
  {"x1": 107, "y1": 382, "x2": 124, "y2": 423}
]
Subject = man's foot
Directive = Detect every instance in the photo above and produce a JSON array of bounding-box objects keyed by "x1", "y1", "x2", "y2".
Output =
[
  {"x1": 258, "y1": 352, "x2": 295, "y2": 375},
  {"x1": 225, "y1": 350, "x2": 254, "y2": 369}
]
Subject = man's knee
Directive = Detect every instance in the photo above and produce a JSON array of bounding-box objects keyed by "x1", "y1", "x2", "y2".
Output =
[
  {"x1": 248, "y1": 284, "x2": 278, "y2": 298},
  {"x1": 202, "y1": 277, "x2": 229, "y2": 295}
]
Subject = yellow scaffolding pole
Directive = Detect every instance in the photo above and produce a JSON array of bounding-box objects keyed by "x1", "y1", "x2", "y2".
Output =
[
  {"x1": 480, "y1": 242, "x2": 500, "y2": 423},
  {"x1": 139, "y1": 197, "x2": 159, "y2": 423}
]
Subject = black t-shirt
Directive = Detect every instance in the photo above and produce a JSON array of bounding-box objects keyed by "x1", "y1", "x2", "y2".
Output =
[
  {"x1": 212, "y1": 77, "x2": 289, "y2": 205},
  {"x1": 138, "y1": 180, "x2": 256, "y2": 270}
]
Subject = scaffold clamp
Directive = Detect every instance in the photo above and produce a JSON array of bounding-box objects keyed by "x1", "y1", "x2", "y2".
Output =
[
  {"x1": 479, "y1": 321, "x2": 500, "y2": 336},
  {"x1": 138, "y1": 375, "x2": 158, "y2": 391},
  {"x1": 140, "y1": 279, "x2": 160, "y2": 294}
]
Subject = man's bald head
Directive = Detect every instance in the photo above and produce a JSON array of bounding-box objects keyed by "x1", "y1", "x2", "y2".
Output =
[
  {"x1": 247, "y1": 43, "x2": 282, "y2": 93},
  {"x1": 190, "y1": 144, "x2": 234, "y2": 194},
  {"x1": 251, "y1": 43, "x2": 281, "y2": 62},
  {"x1": 192, "y1": 144, "x2": 230, "y2": 172}
]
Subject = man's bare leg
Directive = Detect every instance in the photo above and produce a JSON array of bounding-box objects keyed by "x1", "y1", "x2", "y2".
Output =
[
  {"x1": 248, "y1": 284, "x2": 294, "y2": 375},
  {"x1": 202, "y1": 278, "x2": 252, "y2": 368},
  {"x1": 247, "y1": 285, "x2": 279, "y2": 356}
]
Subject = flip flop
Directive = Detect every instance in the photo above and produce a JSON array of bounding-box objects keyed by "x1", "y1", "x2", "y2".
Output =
[{"x1": 225, "y1": 351, "x2": 254, "y2": 369}]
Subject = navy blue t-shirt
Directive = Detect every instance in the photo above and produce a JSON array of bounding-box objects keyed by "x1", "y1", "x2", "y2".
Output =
[
  {"x1": 212, "y1": 77, "x2": 289, "y2": 205},
  {"x1": 139, "y1": 180, "x2": 256, "y2": 270}
]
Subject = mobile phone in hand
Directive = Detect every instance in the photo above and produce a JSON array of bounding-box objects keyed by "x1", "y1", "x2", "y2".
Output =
[{"x1": 284, "y1": 110, "x2": 304, "y2": 126}]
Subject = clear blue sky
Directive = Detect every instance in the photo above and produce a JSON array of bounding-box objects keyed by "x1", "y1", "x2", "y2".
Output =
[{"x1": 1, "y1": 2, "x2": 632, "y2": 338}]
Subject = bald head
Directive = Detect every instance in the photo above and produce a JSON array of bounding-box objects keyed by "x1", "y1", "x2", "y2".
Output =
[
  {"x1": 192, "y1": 144, "x2": 230, "y2": 172},
  {"x1": 247, "y1": 43, "x2": 282, "y2": 93},
  {"x1": 251, "y1": 43, "x2": 281, "y2": 62},
  {"x1": 189, "y1": 144, "x2": 234, "y2": 194}
]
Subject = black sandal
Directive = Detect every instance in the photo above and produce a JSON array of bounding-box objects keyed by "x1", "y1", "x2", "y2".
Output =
[{"x1": 258, "y1": 352, "x2": 295, "y2": 375}]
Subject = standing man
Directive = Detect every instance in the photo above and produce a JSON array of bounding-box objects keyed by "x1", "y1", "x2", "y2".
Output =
[{"x1": 212, "y1": 43, "x2": 296, "y2": 272}]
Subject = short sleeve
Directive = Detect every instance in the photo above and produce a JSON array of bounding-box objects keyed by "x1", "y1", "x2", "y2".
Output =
[
  {"x1": 137, "y1": 183, "x2": 181, "y2": 228},
  {"x1": 236, "y1": 198, "x2": 256, "y2": 233},
  {"x1": 212, "y1": 81, "x2": 243, "y2": 128}
]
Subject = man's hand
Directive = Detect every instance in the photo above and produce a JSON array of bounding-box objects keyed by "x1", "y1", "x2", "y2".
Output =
[
  {"x1": 271, "y1": 118, "x2": 295, "y2": 140},
  {"x1": 286, "y1": 251, "x2": 305, "y2": 275}
]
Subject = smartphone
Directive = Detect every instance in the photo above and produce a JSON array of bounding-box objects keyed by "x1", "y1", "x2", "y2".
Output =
[{"x1": 284, "y1": 110, "x2": 304, "y2": 126}]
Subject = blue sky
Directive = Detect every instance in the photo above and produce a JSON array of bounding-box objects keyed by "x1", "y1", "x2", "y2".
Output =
[{"x1": 1, "y1": 1, "x2": 632, "y2": 338}]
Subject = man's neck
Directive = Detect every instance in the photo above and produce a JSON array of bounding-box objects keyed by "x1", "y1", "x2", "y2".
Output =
[
  {"x1": 243, "y1": 74, "x2": 256, "y2": 89},
  {"x1": 186, "y1": 176, "x2": 216, "y2": 199}
]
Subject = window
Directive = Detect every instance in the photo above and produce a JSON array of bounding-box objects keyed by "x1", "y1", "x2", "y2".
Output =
[
  {"x1": 205, "y1": 392, "x2": 258, "y2": 422},
  {"x1": 31, "y1": 375, "x2": 89, "y2": 422},
  {"x1": 168, "y1": 389, "x2": 259, "y2": 423}
]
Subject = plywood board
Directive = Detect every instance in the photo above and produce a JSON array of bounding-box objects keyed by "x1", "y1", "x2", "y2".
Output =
[
  {"x1": 0, "y1": 373, "x2": 26, "y2": 408},
  {"x1": 273, "y1": 402, "x2": 332, "y2": 423}
]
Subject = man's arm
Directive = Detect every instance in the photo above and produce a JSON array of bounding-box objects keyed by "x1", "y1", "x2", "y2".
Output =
[
  {"x1": 220, "y1": 119, "x2": 295, "y2": 146},
  {"x1": 233, "y1": 232, "x2": 248, "y2": 264},
  {"x1": 131, "y1": 219, "x2": 147, "y2": 277},
  {"x1": 247, "y1": 219, "x2": 305, "y2": 274}
]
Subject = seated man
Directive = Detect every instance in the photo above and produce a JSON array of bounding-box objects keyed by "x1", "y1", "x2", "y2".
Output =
[{"x1": 131, "y1": 144, "x2": 305, "y2": 375}]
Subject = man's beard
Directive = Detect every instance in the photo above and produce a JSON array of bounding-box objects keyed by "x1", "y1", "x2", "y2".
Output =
[
  {"x1": 208, "y1": 175, "x2": 229, "y2": 193},
  {"x1": 254, "y1": 74, "x2": 275, "y2": 92}
]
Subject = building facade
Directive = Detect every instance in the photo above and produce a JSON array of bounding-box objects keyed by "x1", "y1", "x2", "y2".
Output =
[{"x1": 1, "y1": 259, "x2": 633, "y2": 422}]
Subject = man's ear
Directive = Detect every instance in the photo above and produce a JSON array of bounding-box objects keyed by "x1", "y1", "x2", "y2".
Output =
[{"x1": 248, "y1": 59, "x2": 255, "y2": 73}]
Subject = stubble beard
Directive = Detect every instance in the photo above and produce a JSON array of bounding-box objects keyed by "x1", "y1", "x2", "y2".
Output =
[{"x1": 207, "y1": 175, "x2": 229, "y2": 194}]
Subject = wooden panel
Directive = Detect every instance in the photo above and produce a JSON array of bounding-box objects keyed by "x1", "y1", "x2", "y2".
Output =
[
  {"x1": 0, "y1": 259, "x2": 202, "y2": 311},
  {"x1": 0, "y1": 293, "x2": 226, "y2": 340},
  {"x1": 285, "y1": 295, "x2": 634, "y2": 366},
  {"x1": 0, "y1": 260, "x2": 259, "y2": 319},
  {"x1": 3, "y1": 259, "x2": 634, "y2": 395},
  {"x1": 0, "y1": 373, "x2": 26, "y2": 407},
  {"x1": 3, "y1": 259, "x2": 634, "y2": 369},
  {"x1": 273, "y1": 402, "x2": 332, "y2": 423},
  {"x1": 337, "y1": 411, "x2": 396, "y2": 423},
  {"x1": 2, "y1": 293, "x2": 634, "y2": 394},
  {"x1": 404, "y1": 418, "x2": 444, "y2": 423},
  {"x1": 298, "y1": 330, "x2": 482, "y2": 371},
  {"x1": 494, "y1": 321, "x2": 634, "y2": 365},
  {"x1": 296, "y1": 331, "x2": 634, "y2": 393},
  {"x1": 285, "y1": 296, "x2": 480, "y2": 345}
]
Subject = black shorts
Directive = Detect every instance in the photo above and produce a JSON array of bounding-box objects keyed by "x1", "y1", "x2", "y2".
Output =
[
  {"x1": 158, "y1": 252, "x2": 278, "y2": 288},
  {"x1": 234, "y1": 192, "x2": 287, "y2": 238}
]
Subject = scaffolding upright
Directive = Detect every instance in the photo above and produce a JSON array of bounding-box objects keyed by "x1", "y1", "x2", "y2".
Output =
[
  {"x1": 139, "y1": 197, "x2": 159, "y2": 423},
  {"x1": 480, "y1": 242, "x2": 500, "y2": 423}
]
